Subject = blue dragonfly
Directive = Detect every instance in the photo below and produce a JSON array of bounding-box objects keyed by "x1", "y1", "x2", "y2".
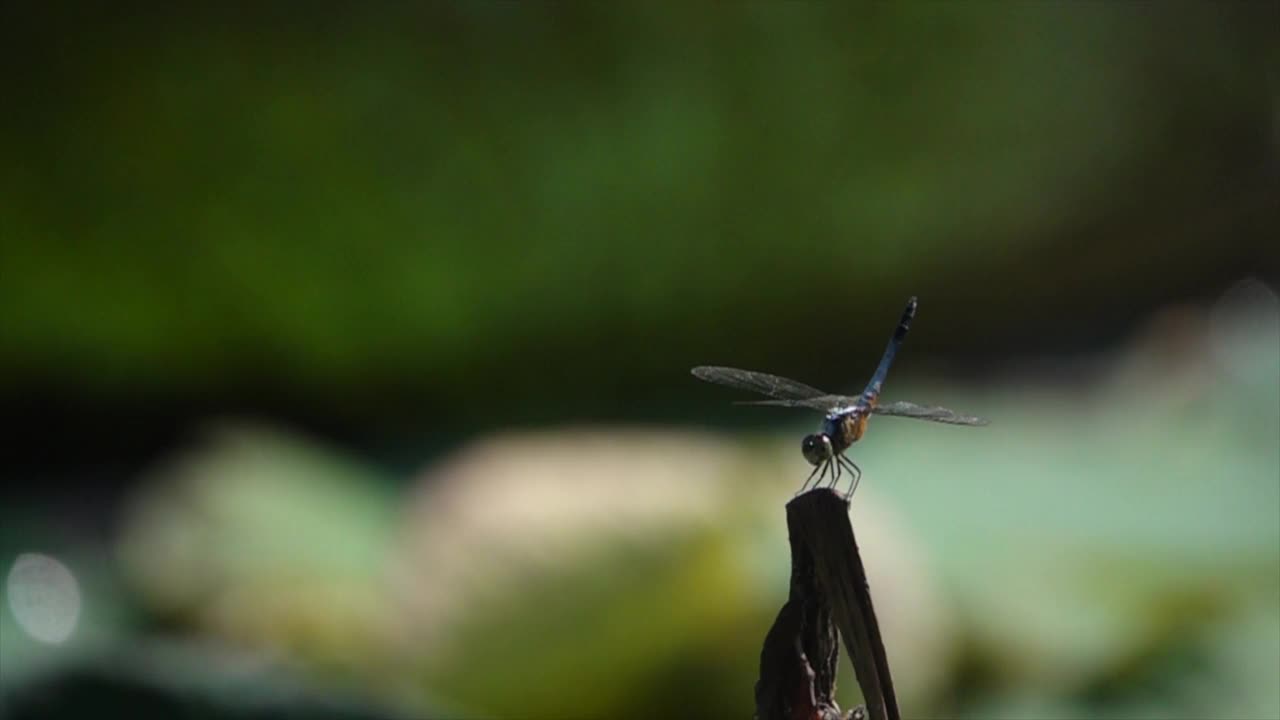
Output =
[{"x1": 692, "y1": 297, "x2": 988, "y2": 497}]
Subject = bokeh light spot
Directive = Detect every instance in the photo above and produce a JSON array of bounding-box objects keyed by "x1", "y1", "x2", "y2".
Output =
[{"x1": 5, "y1": 552, "x2": 82, "y2": 645}]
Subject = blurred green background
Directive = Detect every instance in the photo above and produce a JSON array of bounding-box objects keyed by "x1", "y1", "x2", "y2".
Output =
[{"x1": 2, "y1": 3, "x2": 1278, "y2": 719}]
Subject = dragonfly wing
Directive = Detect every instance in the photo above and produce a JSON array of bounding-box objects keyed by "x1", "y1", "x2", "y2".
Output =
[
  {"x1": 872, "y1": 400, "x2": 990, "y2": 426},
  {"x1": 691, "y1": 366, "x2": 834, "y2": 404},
  {"x1": 735, "y1": 395, "x2": 854, "y2": 411}
]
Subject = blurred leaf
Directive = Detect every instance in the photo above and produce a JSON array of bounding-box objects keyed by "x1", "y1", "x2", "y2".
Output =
[{"x1": 116, "y1": 423, "x2": 402, "y2": 680}]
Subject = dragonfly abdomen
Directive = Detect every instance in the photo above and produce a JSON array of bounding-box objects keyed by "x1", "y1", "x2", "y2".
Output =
[{"x1": 861, "y1": 297, "x2": 917, "y2": 401}]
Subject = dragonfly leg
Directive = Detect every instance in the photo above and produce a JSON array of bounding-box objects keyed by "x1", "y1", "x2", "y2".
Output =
[
  {"x1": 838, "y1": 455, "x2": 862, "y2": 498},
  {"x1": 798, "y1": 462, "x2": 823, "y2": 495}
]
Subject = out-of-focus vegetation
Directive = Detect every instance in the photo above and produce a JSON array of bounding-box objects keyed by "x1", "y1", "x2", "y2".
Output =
[
  {"x1": 1, "y1": 3, "x2": 1277, "y2": 719},
  {"x1": 3, "y1": 3, "x2": 1275, "y2": 422}
]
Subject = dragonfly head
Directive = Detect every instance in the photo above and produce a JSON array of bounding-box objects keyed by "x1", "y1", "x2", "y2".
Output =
[{"x1": 801, "y1": 433, "x2": 833, "y2": 466}]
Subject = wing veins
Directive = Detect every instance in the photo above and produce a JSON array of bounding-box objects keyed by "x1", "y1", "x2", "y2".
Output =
[
  {"x1": 691, "y1": 366, "x2": 848, "y2": 410},
  {"x1": 872, "y1": 400, "x2": 989, "y2": 426}
]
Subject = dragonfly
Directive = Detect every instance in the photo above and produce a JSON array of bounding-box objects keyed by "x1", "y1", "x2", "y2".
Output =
[{"x1": 692, "y1": 296, "x2": 988, "y2": 498}]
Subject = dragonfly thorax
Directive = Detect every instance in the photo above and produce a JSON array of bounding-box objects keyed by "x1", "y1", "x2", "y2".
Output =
[{"x1": 823, "y1": 408, "x2": 869, "y2": 453}]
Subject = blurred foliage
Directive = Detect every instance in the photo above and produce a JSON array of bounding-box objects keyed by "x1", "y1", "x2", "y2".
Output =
[
  {"x1": 1, "y1": 3, "x2": 1278, "y2": 719},
  {"x1": 2, "y1": 2, "x2": 1276, "y2": 426},
  {"x1": 115, "y1": 424, "x2": 401, "y2": 676},
  {"x1": 5, "y1": 283, "x2": 1264, "y2": 719}
]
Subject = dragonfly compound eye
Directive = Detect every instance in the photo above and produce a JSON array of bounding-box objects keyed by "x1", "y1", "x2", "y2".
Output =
[{"x1": 801, "y1": 434, "x2": 827, "y2": 466}]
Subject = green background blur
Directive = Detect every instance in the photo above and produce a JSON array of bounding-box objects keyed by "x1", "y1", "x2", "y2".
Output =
[{"x1": 2, "y1": 4, "x2": 1278, "y2": 719}]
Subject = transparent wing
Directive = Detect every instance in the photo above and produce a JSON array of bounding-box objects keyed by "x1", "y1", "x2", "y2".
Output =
[
  {"x1": 691, "y1": 366, "x2": 850, "y2": 410},
  {"x1": 733, "y1": 395, "x2": 854, "y2": 411},
  {"x1": 872, "y1": 400, "x2": 989, "y2": 426}
]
